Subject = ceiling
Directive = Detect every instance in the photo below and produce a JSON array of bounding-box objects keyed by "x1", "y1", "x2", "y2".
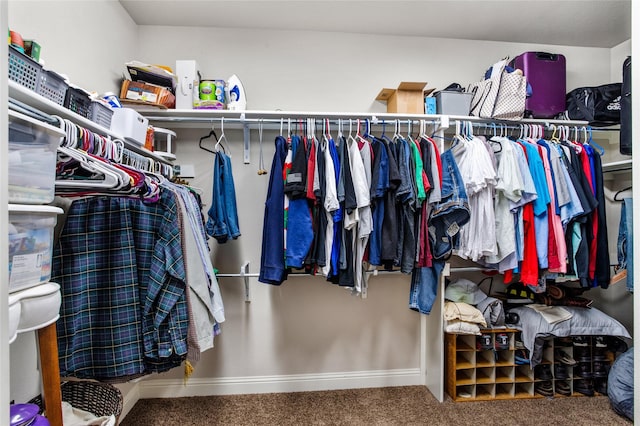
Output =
[{"x1": 119, "y1": 0, "x2": 631, "y2": 48}]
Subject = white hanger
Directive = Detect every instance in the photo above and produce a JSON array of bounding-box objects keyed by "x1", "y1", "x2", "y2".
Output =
[{"x1": 215, "y1": 117, "x2": 231, "y2": 155}]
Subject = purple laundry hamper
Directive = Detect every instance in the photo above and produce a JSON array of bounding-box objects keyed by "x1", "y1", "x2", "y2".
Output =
[{"x1": 511, "y1": 52, "x2": 566, "y2": 118}]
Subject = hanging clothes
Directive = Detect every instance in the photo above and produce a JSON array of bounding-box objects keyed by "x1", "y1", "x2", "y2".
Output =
[
  {"x1": 53, "y1": 189, "x2": 189, "y2": 381},
  {"x1": 206, "y1": 150, "x2": 241, "y2": 243},
  {"x1": 259, "y1": 136, "x2": 289, "y2": 285}
]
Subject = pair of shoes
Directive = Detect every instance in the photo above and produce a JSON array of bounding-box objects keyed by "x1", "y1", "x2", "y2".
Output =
[
  {"x1": 535, "y1": 364, "x2": 553, "y2": 381},
  {"x1": 515, "y1": 349, "x2": 530, "y2": 365},
  {"x1": 514, "y1": 339, "x2": 526, "y2": 350},
  {"x1": 575, "y1": 362, "x2": 593, "y2": 378},
  {"x1": 573, "y1": 336, "x2": 589, "y2": 347},
  {"x1": 554, "y1": 363, "x2": 569, "y2": 380},
  {"x1": 495, "y1": 333, "x2": 509, "y2": 350},
  {"x1": 535, "y1": 380, "x2": 553, "y2": 397},
  {"x1": 555, "y1": 349, "x2": 577, "y2": 366},
  {"x1": 555, "y1": 380, "x2": 571, "y2": 396},
  {"x1": 593, "y1": 361, "x2": 609, "y2": 378},
  {"x1": 594, "y1": 378, "x2": 608, "y2": 395},
  {"x1": 477, "y1": 333, "x2": 492, "y2": 351},
  {"x1": 574, "y1": 379, "x2": 594, "y2": 396},
  {"x1": 573, "y1": 346, "x2": 592, "y2": 363},
  {"x1": 593, "y1": 336, "x2": 609, "y2": 361}
]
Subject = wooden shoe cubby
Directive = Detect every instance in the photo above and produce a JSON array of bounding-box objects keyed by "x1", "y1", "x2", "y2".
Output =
[
  {"x1": 446, "y1": 329, "x2": 527, "y2": 401},
  {"x1": 446, "y1": 331, "x2": 621, "y2": 401}
]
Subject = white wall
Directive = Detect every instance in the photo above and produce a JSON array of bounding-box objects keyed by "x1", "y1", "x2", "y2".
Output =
[
  {"x1": 610, "y1": 39, "x2": 631, "y2": 82},
  {"x1": 8, "y1": 0, "x2": 138, "y2": 94},
  {"x1": 136, "y1": 26, "x2": 612, "y2": 113}
]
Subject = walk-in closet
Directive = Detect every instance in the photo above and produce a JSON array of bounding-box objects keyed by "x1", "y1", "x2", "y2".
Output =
[{"x1": 2, "y1": 1, "x2": 637, "y2": 424}]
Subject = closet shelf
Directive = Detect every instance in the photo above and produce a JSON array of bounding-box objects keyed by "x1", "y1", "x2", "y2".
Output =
[
  {"x1": 602, "y1": 159, "x2": 632, "y2": 173},
  {"x1": 139, "y1": 108, "x2": 590, "y2": 128},
  {"x1": 8, "y1": 81, "x2": 172, "y2": 166}
]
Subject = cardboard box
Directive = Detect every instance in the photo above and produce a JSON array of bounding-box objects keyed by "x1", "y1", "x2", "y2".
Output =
[{"x1": 376, "y1": 82, "x2": 434, "y2": 114}]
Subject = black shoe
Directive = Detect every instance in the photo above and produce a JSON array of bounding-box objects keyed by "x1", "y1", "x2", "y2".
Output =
[
  {"x1": 573, "y1": 346, "x2": 592, "y2": 362},
  {"x1": 495, "y1": 333, "x2": 509, "y2": 350},
  {"x1": 555, "y1": 380, "x2": 571, "y2": 396},
  {"x1": 555, "y1": 337, "x2": 573, "y2": 347},
  {"x1": 593, "y1": 361, "x2": 609, "y2": 378},
  {"x1": 554, "y1": 363, "x2": 569, "y2": 380},
  {"x1": 594, "y1": 336, "x2": 607, "y2": 348},
  {"x1": 574, "y1": 379, "x2": 594, "y2": 396},
  {"x1": 555, "y1": 349, "x2": 577, "y2": 366},
  {"x1": 594, "y1": 378, "x2": 608, "y2": 395},
  {"x1": 573, "y1": 336, "x2": 589, "y2": 347},
  {"x1": 477, "y1": 333, "x2": 492, "y2": 350},
  {"x1": 535, "y1": 364, "x2": 553, "y2": 381},
  {"x1": 575, "y1": 362, "x2": 593, "y2": 379},
  {"x1": 535, "y1": 380, "x2": 553, "y2": 397}
]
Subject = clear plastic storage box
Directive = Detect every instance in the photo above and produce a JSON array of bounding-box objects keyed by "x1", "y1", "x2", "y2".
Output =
[
  {"x1": 9, "y1": 110, "x2": 64, "y2": 204},
  {"x1": 8, "y1": 204, "x2": 63, "y2": 293}
]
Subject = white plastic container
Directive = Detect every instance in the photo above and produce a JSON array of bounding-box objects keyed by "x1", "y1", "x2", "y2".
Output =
[
  {"x1": 8, "y1": 293, "x2": 21, "y2": 344},
  {"x1": 8, "y1": 204, "x2": 63, "y2": 293},
  {"x1": 14, "y1": 282, "x2": 61, "y2": 333},
  {"x1": 8, "y1": 110, "x2": 64, "y2": 204},
  {"x1": 110, "y1": 107, "x2": 149, "y2": 146}
]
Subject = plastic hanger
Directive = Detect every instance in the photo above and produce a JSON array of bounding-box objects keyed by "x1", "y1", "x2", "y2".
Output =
[
  {"x1": 56, "y1": 146, "x2": 123, "y2": 190},
  {"x1": 199, "y1": 122, "x2": 219, "y2": 154},
  {"x1": 614, "y1": 186, "x2": 633, "y2": 202},
  {"x1": 585, "y1": 126, "x2": 605, "y2": 156},
  {"x1": 215, "y1": 117, "x2": 231, "y2": 155}
]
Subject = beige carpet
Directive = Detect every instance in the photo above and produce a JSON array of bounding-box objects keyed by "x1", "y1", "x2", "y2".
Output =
[{"x1": 120, "y1": 385, "x2": 631, "y2": 425}]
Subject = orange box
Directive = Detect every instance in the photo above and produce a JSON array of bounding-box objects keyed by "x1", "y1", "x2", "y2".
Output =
[
  {"x1": 376, "y1": 82, "x2": 434, "y2": 114},
  {"x1": 120, "y1": 80, "x2": 175, "y2": 108}
]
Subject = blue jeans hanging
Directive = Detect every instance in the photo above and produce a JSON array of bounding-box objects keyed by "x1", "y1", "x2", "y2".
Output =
[{"x1": 206, "y1": 151, "x2": 240, "y2": 243}]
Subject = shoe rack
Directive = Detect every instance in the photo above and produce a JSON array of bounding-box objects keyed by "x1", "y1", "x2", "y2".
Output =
[
  {"x1": 445, "y1": 329, "x2": 535, "y2": 401},
  {"x1": 534, "y1": 336, "x2": 617, "y2": 398},
  {"x1": 446, "y1": 331, "x2": 622, "y2": 401}
]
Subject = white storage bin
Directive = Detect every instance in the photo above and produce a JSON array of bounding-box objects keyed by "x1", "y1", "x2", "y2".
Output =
[
  {"x1": 8, "y1": 293, "x2": 21, "y2": 344},
  {"x1": 110, "y1": 107, "x2": 149, "y2": 146},
  {"x1": 8, "y1": 204, "x2": 63, "y2": 293},
  {"x1": 14, "y1": 282, "x2": 61, "y2": 333},
  {"x1": 8, "y1": 110, "x2": 64, "y2": 204}
]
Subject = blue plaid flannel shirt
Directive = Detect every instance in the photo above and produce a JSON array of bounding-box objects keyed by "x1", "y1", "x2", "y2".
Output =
[{"x1": 53, "y1": 189, "x2": 188, "y2": 380}]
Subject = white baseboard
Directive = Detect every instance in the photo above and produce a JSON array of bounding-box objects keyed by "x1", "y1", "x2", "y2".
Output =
[{"x1": 138, "y1": 368, "x2": 422, "y2": 399}]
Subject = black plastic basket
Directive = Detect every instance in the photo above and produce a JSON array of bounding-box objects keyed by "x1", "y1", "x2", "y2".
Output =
[
  {"x1": 64, "y1": 86, "x2": 92, "y2": 118},
  {"x1": 37, "y1": 69, "x2": 68, "y2": 106},
  {"x1": 89, "y1": 100, "x2": 114, "y2": 128},
  {"x1": 8, "y1": 45, "x2": 42, "y2": 91},
  {"x1": 30, "y1": 380, "x2": 123, "y2": 422}
]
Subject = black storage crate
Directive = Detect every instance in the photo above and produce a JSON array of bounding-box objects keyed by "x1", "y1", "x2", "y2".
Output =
[{"x1": 64, "y1": 86, "x2": 92, "y2": 118}]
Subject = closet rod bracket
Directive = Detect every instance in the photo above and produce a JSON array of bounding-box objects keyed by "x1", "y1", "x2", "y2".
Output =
[
  {"x1": 243, "y1": 123, "x2": 251, "y2": 164},
  {"x1": 241, "y1": 260, "x2": 251, "y2": 302}
]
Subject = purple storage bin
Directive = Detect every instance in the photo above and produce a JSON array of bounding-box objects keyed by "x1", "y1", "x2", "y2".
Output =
[{"x1": 511, "y1": 52, "x2": 566, "y2": 118}]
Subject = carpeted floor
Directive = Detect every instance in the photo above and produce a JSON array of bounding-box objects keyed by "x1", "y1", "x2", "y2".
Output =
[{"x1": 120, "y1": 385, "x2": 632, "y2": 425}]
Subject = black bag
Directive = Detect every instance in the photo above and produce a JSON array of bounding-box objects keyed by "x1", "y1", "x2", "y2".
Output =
[
  {"x1": 620, "y1": 57, "x2": 631, "y2": 155},
  {"x1": 565, "y1": 83, "x2": 622, "y2": 126}
]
